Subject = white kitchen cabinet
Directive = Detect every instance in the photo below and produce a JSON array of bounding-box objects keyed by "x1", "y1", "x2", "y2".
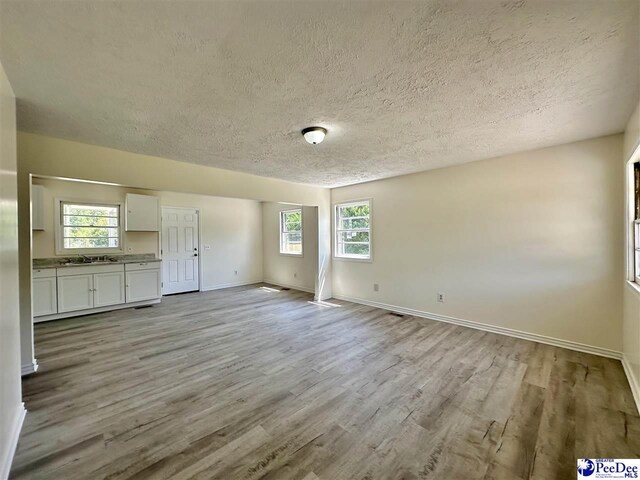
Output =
[
  {"x1": 32, "y1": 273, "x2": 57, "y2": 317},
  {"x1": 58, "y1": 274, "x2": 94, "y2": 313},
  {"x1": 93, "y1": 271, "x2": 126, "y2": 307},
  {"x1": 32, "y1": 184, "x2": 45, "y2": 231},
  {"x1": 125, "y1": 193, "x2": 160, "y2": 232},
  {"x1": 35, "y1": 261, "x2": 161, "y2": 322},
  {"x1": 126, "y1": 267, "x2": 161, "y2": 303}
]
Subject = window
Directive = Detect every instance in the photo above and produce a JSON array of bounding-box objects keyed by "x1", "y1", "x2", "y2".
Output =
[
  {"x1": 280, "y1": 209, "x2": 302, "y2": 255},
  {"x1": 58, "y1": 201, "x2": 122, "y2": 252},
  {"x1": 632, "y1": 162, "x2": 640, "y2": 284},
  {"x1": 335, "y1": 200, "x2": 371, "y2": 260}
]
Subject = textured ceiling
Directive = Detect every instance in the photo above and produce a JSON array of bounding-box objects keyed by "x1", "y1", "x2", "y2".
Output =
[{"x1": 0, "y1": 0, "x2": 638, "y2": 187}]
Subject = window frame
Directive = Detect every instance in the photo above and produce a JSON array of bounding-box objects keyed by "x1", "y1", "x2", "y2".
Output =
[
  {"x1": 55, "y1": 198, "x2": 124, "y2": 255},
  {"x1": 626, "y1": 142, "x2": 640, "y2": 292},
  {"x1": 279, "y1": 208, "x2": 303, "y2": 256},
  {"x1": 333, "y1": 199, "x2": 372, "y2": 262}
]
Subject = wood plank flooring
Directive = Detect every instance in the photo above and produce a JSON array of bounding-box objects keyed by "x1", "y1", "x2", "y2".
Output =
[{"x1": 11, "y1": 284, "x2": 640, "y2": 479}]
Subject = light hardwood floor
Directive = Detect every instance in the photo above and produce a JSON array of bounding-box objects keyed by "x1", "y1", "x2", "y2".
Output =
[{"x1": 11, "y1": 284, "x2": 640, "y2": 479}]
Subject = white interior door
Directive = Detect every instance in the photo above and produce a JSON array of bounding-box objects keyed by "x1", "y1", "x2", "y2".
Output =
[{"x1": 161, "y1": 207, "x2": 199, "y2": 294}]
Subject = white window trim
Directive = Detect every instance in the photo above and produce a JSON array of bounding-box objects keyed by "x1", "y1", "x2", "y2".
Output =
[
  {"x1": 333, "y1": 198, "x2": 372, "y2": 262},
  {"x1": 54, "y1": 197, "x2": 125, "y2": 255},
  {"x1": 279, "y1": 208, "x2": 303, "y2": 257},
  {"x1": 626, "y1": 141, "x2": 640, "y2": 294}
]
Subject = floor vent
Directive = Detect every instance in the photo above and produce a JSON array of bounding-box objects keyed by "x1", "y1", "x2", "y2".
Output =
[
  {"x1": 281, "y1": 287, "x2": 291, "y2": 291},
  {"x1": 390, "y1": 312, "x2": 405, "y2": 318}
]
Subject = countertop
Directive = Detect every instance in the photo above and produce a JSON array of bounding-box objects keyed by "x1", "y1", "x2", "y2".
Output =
[{"x1": 33, "y1": 254, "x2": 161, "y2": 270}]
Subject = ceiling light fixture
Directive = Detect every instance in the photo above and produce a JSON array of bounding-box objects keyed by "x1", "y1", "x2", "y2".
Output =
[{"x1": 302, "y1": 126, "x2": 327, "y2": 145}]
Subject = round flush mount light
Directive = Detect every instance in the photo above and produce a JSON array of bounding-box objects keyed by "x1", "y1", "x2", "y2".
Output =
[{"x1": 302, "y1": 126, "x2": 327, "y2": 145}]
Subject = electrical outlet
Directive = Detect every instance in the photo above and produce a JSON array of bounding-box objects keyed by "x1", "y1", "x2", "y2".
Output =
[
  {"x1": 373, "y1": 283, "x2": 379, "y2": 292},
  {"x1": 234, "y1": 270, "x2": 238, "y2": 275},
  {"x1": 437, "y1": 292, "x2": 445, "y2": 303}
]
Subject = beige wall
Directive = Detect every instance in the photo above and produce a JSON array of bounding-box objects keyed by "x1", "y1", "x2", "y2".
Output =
[
  {"x1": 0, "y1": 60, "x2": 23, "y2": 478},
  {"x1": 31, "y1": 177, "x2": 264, "y2": 290},
  {"x1": 32, "y1": 177, "x2": 158, "y2": 258},
  {"x1": 18, "y1": 133, "x2": 332, "y2": 372},
  {"x1": 624, "y1": 101, "x2": 640, "y2": 161},
  {"x1": 160, "y1": 191, "x2": 263, "y2": 290},
  {"x1": 331, "y1": 135, "x2": 624, "y2": 353},
  {"x1": 262, "y1": 202, "x2": 318, "y2": 292},
  {"x1": 623, "y1": 99, "x2": 640, "y2": 408}
]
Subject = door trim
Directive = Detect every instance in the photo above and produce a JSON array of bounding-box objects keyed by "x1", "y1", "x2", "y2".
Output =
[{"x1": 160, "y1": 206, "x2": 202, "y2": 295}]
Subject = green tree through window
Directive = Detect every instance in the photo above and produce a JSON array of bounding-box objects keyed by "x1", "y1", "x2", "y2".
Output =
[
  {"x1": 280, "y1": 209, "x2": 302, "y2": 254},
  {"x1": 336, "y1": 201, "x2": 370, "y2": 259},
  {"x1": 62, "y1": 202, "x2": 120, "y2": 249}
]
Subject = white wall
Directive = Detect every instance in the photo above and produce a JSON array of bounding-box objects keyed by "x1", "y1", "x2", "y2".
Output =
[
  {"x1": 31, "y1": 177, "x2": 263, "y2": 291},
  {"x1": 623, "y1": 99, "x2": 640, "y2": 410},
  {"x1": 331, "y1": 135, "x2": 624, "y2": 354},
  {"x1": 262, "y1": 202, "x2": 318, "y2": 293},
  {"x1": 0, "y1": 60, "x2": 23, "y2": 479}
]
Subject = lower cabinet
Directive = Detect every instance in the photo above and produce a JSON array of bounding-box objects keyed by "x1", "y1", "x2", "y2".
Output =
[
  {"x1": 33, "y1": 275, "x2": 57, "y2": 317},
  {"x1": 33, "y1": 261, "x2": 162, "y2": 320},
  {"x1": 58, "y1": 274, "x2": 94, "y2": 313},
  {"x1": 94, "y1": 271, "x2": 126, "y2": 307},
  {"x1": 126, "y1": 263, "x2": 162, "y2": 302}
]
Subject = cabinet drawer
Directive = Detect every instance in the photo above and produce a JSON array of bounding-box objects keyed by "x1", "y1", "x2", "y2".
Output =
[
  {"x1": 125, "y1": 261, "x2": 161, "y2": 272},
  {"x1": 33, "y1": 268, "x2": 56, "y2": 278},
  {"x1": 57, "y1": 264, "x2": 125, "y2": 276}
]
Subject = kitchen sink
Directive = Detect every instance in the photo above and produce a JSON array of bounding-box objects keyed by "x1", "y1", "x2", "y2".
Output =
[
  {"x1": 61, "y1": 256, "x2": 120, "y2": 266},
  {"x1": 62, "y1": 261, "x2": 116, "y2": 266}
]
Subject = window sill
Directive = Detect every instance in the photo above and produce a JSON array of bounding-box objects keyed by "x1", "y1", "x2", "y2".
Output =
[
  {"x1": 333, "y1": 256, "x2": 373, "y2": 263},
  {"x1": 626, "y1": 280, "x2": 640, "y2": 296},
  {"x1": 279, "y1": 252, "x2": 303, "y2": 258}
]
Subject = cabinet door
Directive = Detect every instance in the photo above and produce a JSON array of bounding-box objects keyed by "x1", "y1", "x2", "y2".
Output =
[
  {"x1": 33, "y1": 277, "x2": 57, "y2": 316},
  {"x1": 126, "y1": 193, "x2": 160, "y2": 231},
  {"x1": 31, "y1": 184, "x2": 45, "y2": 231},
  {"x1": 58, "y1": 274, "x2": 94, "y2": 313},
  {"x1": 94, "y1": 271, "x2": 125, "y2": 307},
  {"x1": 126, "y1": 269, "x2": 161, "y2": 303}
]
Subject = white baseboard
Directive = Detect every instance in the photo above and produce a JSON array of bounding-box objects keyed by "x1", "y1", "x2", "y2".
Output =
[
  {"x1": 0, "y1": 402, "x2": 26, "y2": 480},
  {"x1": 622, "y1": 355, "x2": 640, "y2": 414},
  {"x1": 332, "y1": 294, "x2": 623, "y2": 360},
  {"x1": 200, "y1": 280, "x2": 263, "y2": 292},
  {"x1": 263, "y1": 279, "x2": 315, "y2": 294},
  {"x1": 21, "y1": 359, "x2": 38, "y2": 376}
]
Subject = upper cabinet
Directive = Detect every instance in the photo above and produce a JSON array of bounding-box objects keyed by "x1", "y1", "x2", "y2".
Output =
[
  {"x1": 32, "y1": 184, "x2": 45, "y2": 230},
  {"x1": 125, "y1": 193, "x2": 160, "y2": 231}
]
